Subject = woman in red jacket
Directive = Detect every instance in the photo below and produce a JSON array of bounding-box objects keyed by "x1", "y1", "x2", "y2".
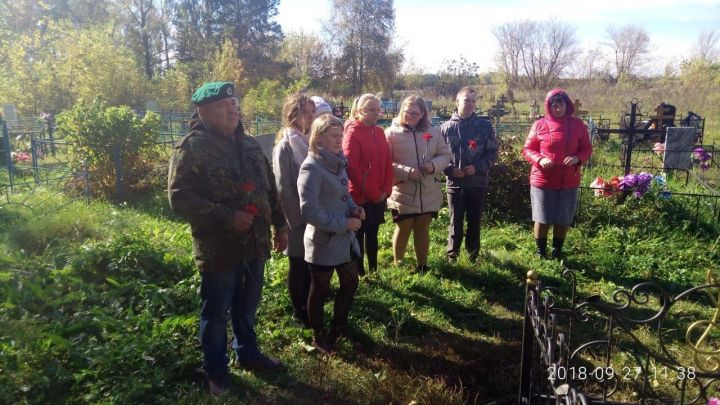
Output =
[
  {"x1": 522, "y1": 89, "x2": 592, "y2": 258},
  {"x1": 343, "y1": 94, "x2": 393, "y2": 274}
]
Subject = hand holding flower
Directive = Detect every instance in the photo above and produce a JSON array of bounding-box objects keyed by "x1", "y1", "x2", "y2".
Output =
[
  {"x1": 453, "y1": 168, "x2": 465, "y2": 178},
  {"x1": 352, "y1": 206, "x2": 366, "y2": 220},
  {"x1": 463, "y1": 165, "x2": 476, "y2": 176},
  {"x1": 408, "y1": 168, "x2": 424, "y2": 181},
  {"x1": 272, "y1": 230, "x2": 288, "y2": 252},
  {"x1": 232, "y1": 210, "x2": 254, "y2": 232},
  {"x1": 346, "y1": 217, "x2": 362, "y2": 232},
  {"x1": 421, "y1": 162, "x2": 434, "y2": 174}
]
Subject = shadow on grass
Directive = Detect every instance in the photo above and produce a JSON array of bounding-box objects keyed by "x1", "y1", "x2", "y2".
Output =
[
  {"x1": 250, "y1": 368, "x2": 360, "y2": 405},
  {"x1": 342, "y1": 319, "x2": 520, "y2": 404}
]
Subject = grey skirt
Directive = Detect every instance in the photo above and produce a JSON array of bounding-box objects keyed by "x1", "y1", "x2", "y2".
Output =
[{"x1": 530, "y1": 186, "x2": 578, "y2": 225}]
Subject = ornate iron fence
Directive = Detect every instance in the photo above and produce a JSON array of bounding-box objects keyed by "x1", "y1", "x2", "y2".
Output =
[{"x1": 520, "y1": 269, "x2": 720, "y2": 404}]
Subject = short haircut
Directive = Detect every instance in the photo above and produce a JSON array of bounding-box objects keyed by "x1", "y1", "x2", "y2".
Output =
[
  {"x1": 349, "y1": 93, "x2": 381, "y2": 121},
  {"x1": 308, "y1": 114, "x2": 344, "y2": 154},
  {"x1": 456, "y1": 86, "x2": 477, "y2": 100},
  {"x1": 398, "y1": 95, "x2": 431, "y2": 131}
]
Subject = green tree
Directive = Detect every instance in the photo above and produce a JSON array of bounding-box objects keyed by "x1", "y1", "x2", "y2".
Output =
[
  {"x1": 0, "y1": 22, "x2": 148, "y2": 114},
  {"x1": 327, "y1": 0, "x2": 403, "y2": 95},
  {"x1": 120, "y1": 0, "x2": 166, "y2": 79},
  {"x1": 279, "y1": 30, "x2": 332, "y2": 87},
  {"x1": 172, "y1": 0, "x2": 284, "y2": 84},
  {"x1": 53, "y1": 25, "x2": 148, "y2": 108}
]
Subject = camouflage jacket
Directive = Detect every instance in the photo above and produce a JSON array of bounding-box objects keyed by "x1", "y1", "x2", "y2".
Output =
[{"x1": 168, "y1": 119, "x2": 286, "y2": 272}]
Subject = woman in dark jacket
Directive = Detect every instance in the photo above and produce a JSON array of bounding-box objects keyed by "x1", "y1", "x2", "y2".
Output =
[{"x1": 521, "y1": 89, "x2": 592, "y2": 258}]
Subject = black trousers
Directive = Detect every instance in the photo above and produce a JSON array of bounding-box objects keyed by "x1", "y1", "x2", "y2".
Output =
[
  {"x1": 287, "y1": 256, "x2": 311, "y2": 324},
  {"x1": 357, "y1": 201, "x2": 385, "y2": 271},
  {"x1": 307, "y1": 261, "x2": 359, "y2": 335},
  {"x1": 446, "y1": 187, "x2": 487, "y2": 260}
]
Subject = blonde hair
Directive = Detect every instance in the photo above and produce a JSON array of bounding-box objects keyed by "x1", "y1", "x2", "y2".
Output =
[
  {"x1": 349, "y1": 93, "x2": 381, "y2": 121},
  {"x1": 308, "y1": 114, "x2": 344, "y2": 154},
  {"x1": 275, "y1": 93, "x2": 314, "y2": 144},
  {"x1": 398, "y1": 95, "x2": 431, "y2": 131}
]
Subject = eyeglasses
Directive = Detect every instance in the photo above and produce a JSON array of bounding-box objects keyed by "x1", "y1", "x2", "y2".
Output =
[{"x1": 403, "y1": 111, "x2": 422, "y2": 117}]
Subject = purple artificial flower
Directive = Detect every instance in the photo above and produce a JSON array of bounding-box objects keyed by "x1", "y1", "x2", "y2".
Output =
[
  {"x1": 694, "y1": 147, "x2": 712, "y2": 162},
  {"x1": 619, "y1": 174, "x2": 637, "y2": 191},
  {"x1": 633, "y1": 172, "x2": 653, "y2": 198},
  {"x1": 708, "y1": 397, "x2": 720, "y2": 405}
]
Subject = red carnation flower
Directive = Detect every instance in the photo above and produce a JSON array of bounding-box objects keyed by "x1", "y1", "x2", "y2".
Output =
[
  {"x1": 468, "y1": 139, "x2": 478, "y2": 150},
  {"x1": 423, "y1": 133, "x2": 432, "y2": 141},
  {"x1": 244, "y1": 204, "x2": 259, "y2": 216},
  {"x1": 242, "y1": 182, "x2": 256, "y2": 193}
]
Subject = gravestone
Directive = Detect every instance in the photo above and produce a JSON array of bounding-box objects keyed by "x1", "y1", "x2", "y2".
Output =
[
  {"x1": 3, "y1": 104, "x2": 17, "y2": 122},
  {"x1": 663, "y1": 127, "x2": 694, "y2": 170}
]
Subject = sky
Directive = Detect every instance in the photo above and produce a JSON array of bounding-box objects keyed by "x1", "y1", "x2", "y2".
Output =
[{"x1": 276, "y1": 0, "x2": 720, "y2": 74}]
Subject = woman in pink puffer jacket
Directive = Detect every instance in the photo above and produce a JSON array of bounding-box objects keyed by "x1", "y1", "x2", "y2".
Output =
[{"x1": 522, "y1": 88, "x2": 592, "y2": 259}]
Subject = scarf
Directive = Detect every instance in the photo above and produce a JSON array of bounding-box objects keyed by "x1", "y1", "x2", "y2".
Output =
[{"x1": 283, "y1": 126, "x2": 310, "y2": 165}]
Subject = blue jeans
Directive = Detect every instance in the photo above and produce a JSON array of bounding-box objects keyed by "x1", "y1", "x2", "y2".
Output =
[{"x1": 199, "y1": 260, "x2": 265, "y2": 377}]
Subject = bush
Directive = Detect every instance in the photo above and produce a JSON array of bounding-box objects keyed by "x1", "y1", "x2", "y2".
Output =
[
  {"x1": 487, "y1": 134, "x2": 531, "y2": 221},
  {"x1": 55, "y1": 100, "x2": 160, "y2": 199}
]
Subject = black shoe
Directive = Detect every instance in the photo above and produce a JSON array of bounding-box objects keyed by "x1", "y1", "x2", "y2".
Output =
[
  {"x1": 206, "y1": 372, "x2": 230, "y2": 395},
  {"x1": 293, "y1": 312, "x2": 311, "y2": 328},
  {"x1": 312, "y1": 332, "x2": 332, "y2": 354},
  {"x1": 551, "y1": 238, "x2": 565, "y2": 259},
  {"x1": 416, "y1": 264, "x2": 429, "y2": 273},
  {"x1": 447, "y1": 255, "x2": 458, "y2": 264},
  {"x1": 535, "y1": 238, "x2": 548, "y2": 258},
  {"x1": 238, "y1": 352, "x2": 282, "y2": 372}
]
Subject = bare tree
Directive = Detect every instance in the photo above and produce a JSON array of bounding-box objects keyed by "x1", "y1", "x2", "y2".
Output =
[
  {"x1": 691, "y1": 29, "x2": 719, "y2": 62},
  {"x1": 568, "y1": 47, "x2": 603, "y2": 80},
  {"x1": 492, "y1": 21, "x2": 523, "y2": 87},
  {"x1": 492, "y1": 19, "x2": 578, "y2": 89},
  {"x1": 604, "y1": 24, "x2": 651, "y2": 84}
]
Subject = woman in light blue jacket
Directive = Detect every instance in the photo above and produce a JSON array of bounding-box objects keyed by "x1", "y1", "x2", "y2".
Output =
[{"x1": 298, "y1": 114, "x2": 365, "y2": 353}]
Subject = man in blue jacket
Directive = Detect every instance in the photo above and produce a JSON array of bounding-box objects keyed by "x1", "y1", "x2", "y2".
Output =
[{"x1": 441, "y1": 87, "x2": 498, "y2": 263}]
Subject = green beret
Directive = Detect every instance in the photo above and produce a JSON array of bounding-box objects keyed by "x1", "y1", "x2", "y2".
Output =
[{"x1": 191, "y1": 82, "x2": 235, "y2": 105}]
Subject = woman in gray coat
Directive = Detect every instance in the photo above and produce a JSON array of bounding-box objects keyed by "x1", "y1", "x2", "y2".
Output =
[
  {"x1": 272, "y1": 93, "x2": 316, "y2": 327},
  {"x1": 298, "y1": 114, "x2": 365, "y2": 353}
]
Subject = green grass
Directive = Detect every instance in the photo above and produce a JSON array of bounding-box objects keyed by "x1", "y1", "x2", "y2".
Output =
[{"x1": 3, "y1": 137, "x2": 720, "y2": 403}]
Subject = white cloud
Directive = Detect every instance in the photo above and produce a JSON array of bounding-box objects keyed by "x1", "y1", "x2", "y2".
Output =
[{"x1": 276, "y1": 0, "x2": 720, "y2": 73}]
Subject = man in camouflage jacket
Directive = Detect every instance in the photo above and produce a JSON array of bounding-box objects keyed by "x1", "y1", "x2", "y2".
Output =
[{"x1": 168, "y1": 82, "x2": 288, "y2": 394}]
